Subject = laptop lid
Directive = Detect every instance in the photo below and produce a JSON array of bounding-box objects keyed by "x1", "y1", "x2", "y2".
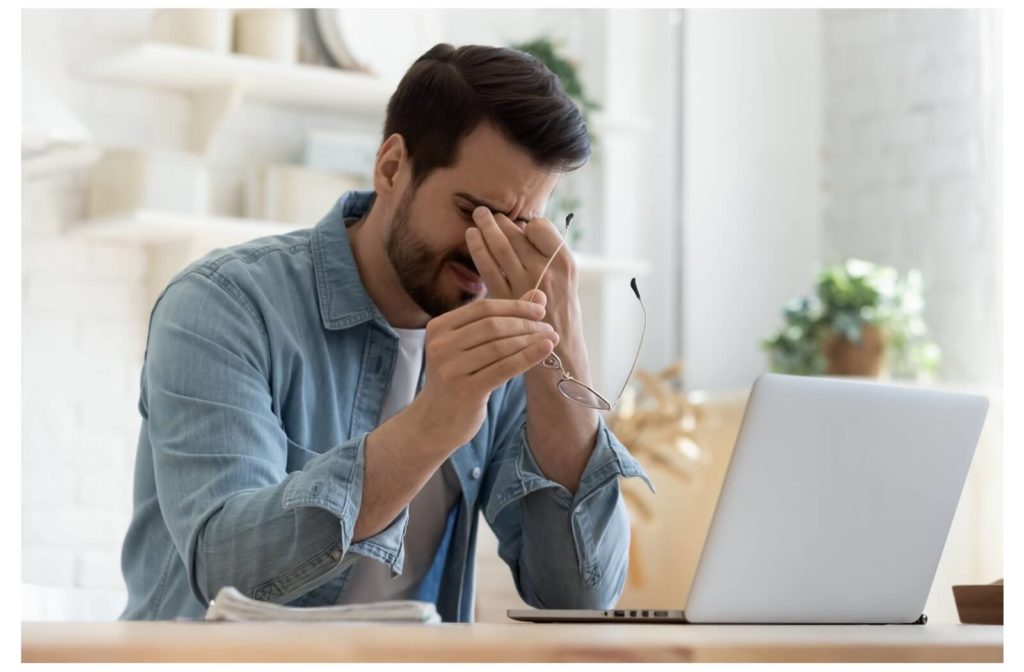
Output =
[{"x1": 684, "y1": 373, "x2": 988, "y2": 624}]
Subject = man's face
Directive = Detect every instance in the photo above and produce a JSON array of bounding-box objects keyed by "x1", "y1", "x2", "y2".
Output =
[{"x1": 383, "y1": 123, "x2": 560, "y2": 318}]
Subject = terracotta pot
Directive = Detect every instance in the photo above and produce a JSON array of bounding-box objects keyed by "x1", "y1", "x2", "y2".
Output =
[{"x1": 822, "y1": 324, "x2": 887, "y2": 377}]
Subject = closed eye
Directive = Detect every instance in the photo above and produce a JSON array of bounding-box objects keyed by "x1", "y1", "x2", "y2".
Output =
[{"x1": 458, "y1": 205, "x2": 528, "y2": 228}]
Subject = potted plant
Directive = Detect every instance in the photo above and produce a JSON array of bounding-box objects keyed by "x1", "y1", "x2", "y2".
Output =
[{"x1": 762, "y1": 259, "x2": 942, "y2": 380}]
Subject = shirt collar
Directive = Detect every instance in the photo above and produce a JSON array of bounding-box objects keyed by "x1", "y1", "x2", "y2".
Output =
[{"x1": 311, "y1": 190, "x2": 392, "y2": 332}]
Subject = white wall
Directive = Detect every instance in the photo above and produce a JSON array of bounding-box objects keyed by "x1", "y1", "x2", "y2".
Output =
[
  {"x1": 821, "y1": 9, "x2": 1001, "y2": 387},
  {"x1": 22, "y1": 10, "x2": 153, "y2": 595},
  {"x1": 680, "y1": 9, "x2": 1001, "y2": 392},
  {"x1": 681, "y1": 10, "x2": 823, "y2": 392}
]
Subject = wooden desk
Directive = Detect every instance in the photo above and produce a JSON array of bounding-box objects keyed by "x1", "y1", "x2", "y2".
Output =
[{"x1": 22, "y1": 621, "x2": 1003, "y2": 663}]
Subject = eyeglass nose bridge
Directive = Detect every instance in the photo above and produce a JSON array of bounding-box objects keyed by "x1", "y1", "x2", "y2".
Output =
[{"x1": 541, "y1": 351, "x2": 563, "y2": 370}]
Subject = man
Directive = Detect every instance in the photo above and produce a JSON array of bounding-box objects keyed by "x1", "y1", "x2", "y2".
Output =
[{"x1": 120, "y1": 43, "x2": 651, "y2": 621}]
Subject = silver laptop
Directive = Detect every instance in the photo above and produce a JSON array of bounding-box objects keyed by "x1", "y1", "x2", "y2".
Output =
[{"x1": 509, "y1": 372, "x2": 988, "y2": 624}]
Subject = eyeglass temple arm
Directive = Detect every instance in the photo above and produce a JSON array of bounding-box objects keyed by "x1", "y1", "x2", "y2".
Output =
[
  {"x1": 527, "y1": 217, "x2": 646, "y2": 411},
  {"x1": 529, "y1": 213, "x2": 573, "y2": 301},
  {"x1": 610, "y1": 277, "x2": 647, "y2": 408}
]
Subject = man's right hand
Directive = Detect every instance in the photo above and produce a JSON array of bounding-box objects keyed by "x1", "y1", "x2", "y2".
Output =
[
  {"x1": 411, "y1": 290, "x2": 559, "y2": 450},
  {"x1": 355, "y1": 290, "x2": 557, "y2": 541}
]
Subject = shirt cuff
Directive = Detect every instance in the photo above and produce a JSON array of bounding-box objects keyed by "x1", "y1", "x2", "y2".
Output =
[
  {"x1": 485, "y1": 413, "x2": 654, "y2": 523},
  {"x1": 281, "y1": 431, "x2": 408, "y2": 576},
  {"x1": 530, "y1": 413, "x2": 655, "y2": 501}
]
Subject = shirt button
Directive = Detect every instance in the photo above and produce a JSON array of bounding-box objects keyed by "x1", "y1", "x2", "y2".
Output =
[
  {"x1": 574, "y1": 505, "x2": 583, "y2": 514},
  {"x1": 330, "y1": 549, "x2": 342, "y2": 561},
  {"x1": 471, "y1": 467, "x2": 482, "y2": 480}
]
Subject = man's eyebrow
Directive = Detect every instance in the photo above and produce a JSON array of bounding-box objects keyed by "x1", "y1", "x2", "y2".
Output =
[{"x1": 454, "y1": 192, "x2": 534, "y2": 222}]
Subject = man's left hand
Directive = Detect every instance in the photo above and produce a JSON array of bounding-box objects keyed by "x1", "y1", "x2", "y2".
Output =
[
  {"x1": 465, "y1": 206, "x2": 581, "y2": 344},
  {"x1": 466, "y1": 205, "x2": 599, "y2": 492}
]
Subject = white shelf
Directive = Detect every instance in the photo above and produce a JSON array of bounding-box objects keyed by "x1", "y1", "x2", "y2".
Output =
[
  {"x1": 71, "y1": 210, "x2": 650, "y2": 280},
  {"x1": 77, "y1": 42, "x2": 392, "y2": 113},
  {"x1": 22, "y1": 131, "x2": 101, "y2": 179},
  {"x1": 75, "y1": 42, "x2": 390, "y2": 152},
  {"x1": 69, "y1": 210, "x2": 302, "y2": 244}
]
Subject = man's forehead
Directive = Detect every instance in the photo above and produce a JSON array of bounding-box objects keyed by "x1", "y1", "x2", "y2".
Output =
[{"x1": 442, "y1": 123, "x2": 559, "y2": 218}]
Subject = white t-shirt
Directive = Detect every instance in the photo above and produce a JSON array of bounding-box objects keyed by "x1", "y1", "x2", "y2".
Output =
[{"x1": 336, "y1": 326, "x2": 462, "y2": 604}]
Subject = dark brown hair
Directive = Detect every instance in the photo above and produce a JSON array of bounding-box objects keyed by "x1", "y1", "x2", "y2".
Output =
[{"x1": 383, "y1": 43, "x2": 591, "y2": 188}]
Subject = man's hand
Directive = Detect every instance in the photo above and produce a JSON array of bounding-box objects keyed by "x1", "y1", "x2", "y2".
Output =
[
  {"x1": 356, "y1": 292, "x2": 557, "y2": 541},
  {"x1": 465, "y1": 206, "x2": 599, "y2": 494},
  {"x1": 411, "y1": 292, "x2": 559, "y2": 450},
  {"x1": 466, "y1": 205, "x2": 594, "y2": 389},
  {"x1": 466, "y1": 206, "x2": 580, "y2": 341}
]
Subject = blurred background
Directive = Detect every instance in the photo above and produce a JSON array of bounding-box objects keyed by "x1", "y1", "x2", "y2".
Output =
[{"x1": 21, "y1": 8, "x2": 1003, "y2": 624}]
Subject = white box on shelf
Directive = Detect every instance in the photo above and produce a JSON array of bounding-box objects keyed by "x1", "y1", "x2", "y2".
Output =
[
  {"x1": 88, "y1": 148, "x2": 209, "y2": 219},
  {"x1": 233, "y1": 9, "x2": 299, "y2": 64},
  {"x1": 247, "y1": 163, "x2": 367, "y2": 225},
  {"x1": 151, "y1": 9, "x2": 233, "y2": 54},
  {"x1": 304, "y1": 130, "x2": 378, "y2": 178}
]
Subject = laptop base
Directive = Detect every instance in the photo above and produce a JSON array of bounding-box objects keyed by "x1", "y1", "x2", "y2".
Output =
[{"x1": 506, "y1": 609, "x2": 928, "y2": 625}]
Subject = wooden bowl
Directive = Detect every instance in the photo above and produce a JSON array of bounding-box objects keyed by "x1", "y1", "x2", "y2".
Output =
[{"x1": 952, "y1": 580, "x2": 1003, "y2": 625}]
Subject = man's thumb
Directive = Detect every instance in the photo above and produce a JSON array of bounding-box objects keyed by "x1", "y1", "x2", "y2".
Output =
[{"x1": 522, "y1": 289, "x2": 547, "y2": 306}]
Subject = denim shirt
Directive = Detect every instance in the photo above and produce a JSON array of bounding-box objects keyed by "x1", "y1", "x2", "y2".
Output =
[{"x1": 120, "y1": 190, "x2": 653, "y2": 621}]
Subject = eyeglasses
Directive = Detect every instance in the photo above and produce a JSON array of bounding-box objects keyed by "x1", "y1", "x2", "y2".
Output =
[{"x1": 529, "y1": 213, "x2": 646, "y2": 412}]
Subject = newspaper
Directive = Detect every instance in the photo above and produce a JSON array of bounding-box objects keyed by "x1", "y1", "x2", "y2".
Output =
[{"x1": 204, "y1": 586, "x2": 441, "y2": 624}]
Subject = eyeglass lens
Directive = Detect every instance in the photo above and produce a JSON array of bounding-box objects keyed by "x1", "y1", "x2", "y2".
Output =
[{"x1": 558, "y1": 379, "x2": 612, "y2": 411}]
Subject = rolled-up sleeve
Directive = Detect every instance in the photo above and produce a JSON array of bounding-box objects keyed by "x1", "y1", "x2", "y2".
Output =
[
  {"x1": 480, "y1": 379, "x2": 654, "y2": 610},
  {"x1": 145, "y1": 271, "x2": 407, "y2": 608}
]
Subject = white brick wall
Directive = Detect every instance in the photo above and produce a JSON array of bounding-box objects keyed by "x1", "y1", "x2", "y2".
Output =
[
  {"x1": 20, "y1": 9, "x2": 388, "y2": 595},
  {"x1": 22, "y1": 170, "x2": 145, "y2": 591},
  {"x1": 822, "y1": 9, "x2": 1000, "y2": 385}
]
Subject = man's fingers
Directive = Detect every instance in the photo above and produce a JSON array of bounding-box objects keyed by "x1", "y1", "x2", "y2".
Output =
[
  {"x1": 522, "y1": 289, "x2": 546, "y2": 306},
  {"x1": 472, "y1": 207, "x2": 527, "y2": 283},
  {"x1": 470, "y1": 336, "x2": 554, "y2": 393},
  {"x1": 524, "y1": 217, "x2": 566, "y2": 258},
  {"x1": 453, "y1": 315, "x2": 555, "y2": 352},
  {"x1": 494, "y1": 212, "x2": 546, "y2": 265},
  {"x1": 431, "y1": 298, "x2": 543, "y2": 332},
  {"x1": 454, "y1": 332, "x2": 559, "y2": 376},
  {"x1": 467, "y1": 227, "x2": 509, "y2": 297}
]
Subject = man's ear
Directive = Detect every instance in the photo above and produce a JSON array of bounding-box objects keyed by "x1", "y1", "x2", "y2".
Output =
[{"x1": 373, "y1": 133, "x2": 409, "y2": 198}]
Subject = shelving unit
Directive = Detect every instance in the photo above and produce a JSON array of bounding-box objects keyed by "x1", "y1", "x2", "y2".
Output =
[
  {"x1": 22, "y1": 132, "x2": 101, "y2": 179},
  {"x1": 75, "y1": 42, "x2": 391, "y2": 152},
  {"x1": 77, "y1": 42, "x2": 393, "y2": 111}
]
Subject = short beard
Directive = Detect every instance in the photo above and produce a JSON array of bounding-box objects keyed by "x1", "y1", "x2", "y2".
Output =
[{"x1": 384, "y1": 187, "x2": 476, "y2": 318}]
